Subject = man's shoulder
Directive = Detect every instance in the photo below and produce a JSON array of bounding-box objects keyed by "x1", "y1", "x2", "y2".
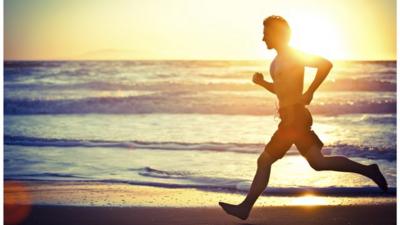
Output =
[
  {"x1": 288, "y1": 47, "x2": 310, "y2": 65},
  {"x1": 289, "y1": 47, "x2": 306, "y2": 57},
  {"x1": 289, "y1": 47, "x2": 322, "y2": 61}
]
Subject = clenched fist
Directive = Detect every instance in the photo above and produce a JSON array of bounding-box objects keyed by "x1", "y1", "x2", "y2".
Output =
[{"x1": 252, "y1": 72, "x2": 264, "y2": 85}]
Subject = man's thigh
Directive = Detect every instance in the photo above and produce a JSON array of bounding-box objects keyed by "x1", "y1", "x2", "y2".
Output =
[
  {"x1": 264, "y1": 129, "x2": 293, "y2": 160},
  {"x1": 294, "y1": 130, "x2": 324, "y2": 157},
  {"x1": 303, "y1": 144, "x2": 324, "y2": 162}
]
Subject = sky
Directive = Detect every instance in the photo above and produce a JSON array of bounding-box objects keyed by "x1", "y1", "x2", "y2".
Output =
[{"x1": 4, "y1": 0, "x2": 396, "y2": 60}]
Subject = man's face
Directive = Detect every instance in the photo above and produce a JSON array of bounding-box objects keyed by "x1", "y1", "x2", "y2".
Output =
[
  {"x1": 262, "y1": 26, "x2": 275, "y2": 49},
  {"x1": 262, "y1": 25, "x2": 284, "y2": 49}
]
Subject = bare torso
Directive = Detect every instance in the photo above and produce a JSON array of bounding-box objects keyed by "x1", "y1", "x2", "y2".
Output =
[{"x1": 269, "y1": 48, "x2": 305, "y2": 109}]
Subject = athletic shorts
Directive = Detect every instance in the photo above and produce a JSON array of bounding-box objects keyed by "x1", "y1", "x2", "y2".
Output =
[{"x1": 264, "y1": 103, "x2": 324, "y2": 159}]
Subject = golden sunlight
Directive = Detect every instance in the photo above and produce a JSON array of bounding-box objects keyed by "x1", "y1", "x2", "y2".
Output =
[
  {"x1": 289, "y1": 194, "x2": 329, "y2": 206},
  {"x1": 5, "y1": 0, "x2": 395, "y2": 60},
  {"x1": 288, "y1": 14, "x2": 345, "y2": 59}
]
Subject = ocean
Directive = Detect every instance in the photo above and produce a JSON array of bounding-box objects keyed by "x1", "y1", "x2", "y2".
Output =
[{"x1": 4, "y1": 60, "x2": 397, "y2": 196}]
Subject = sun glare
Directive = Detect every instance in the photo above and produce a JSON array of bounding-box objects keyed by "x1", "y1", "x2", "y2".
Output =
[
  {"x1": 288, "y1": 14, "x2": 345, "y2": 59},
  {"x1": 289, "y1": 194, "x2": 329, "y2": 206}
]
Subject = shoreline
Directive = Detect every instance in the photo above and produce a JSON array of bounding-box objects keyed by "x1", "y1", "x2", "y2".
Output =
[{"x1": 5, "y1": 180, "x2": 396, "y2": 207}]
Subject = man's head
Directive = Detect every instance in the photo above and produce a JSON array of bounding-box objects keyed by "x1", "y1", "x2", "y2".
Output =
[{"x1": 262, "y1": 15, "x2": 291, "y2": 49}]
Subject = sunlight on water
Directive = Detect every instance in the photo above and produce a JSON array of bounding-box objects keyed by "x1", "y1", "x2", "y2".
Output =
[{"x1": 4, "y1": 61, "x2": 396, "y2": 115}]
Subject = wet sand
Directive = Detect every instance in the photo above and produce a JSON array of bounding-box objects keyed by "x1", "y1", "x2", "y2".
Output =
[{"x1": 5, "y1": 181, "x2": 397, "y2": 225}]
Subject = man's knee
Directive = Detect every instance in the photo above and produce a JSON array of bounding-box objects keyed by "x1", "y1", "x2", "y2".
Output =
[
  {"x1": 306, "y1": 155, "x2": 327, "y2": 171},
  {"x1": 257, "y1": 152, "x2": 278, "y2": 168},
  {"x1": 304, "y1": 145, "x2": 326, "y2": 171},
  {"x1": 308, "y1": 160, "x2": 324, "y2": 171}
]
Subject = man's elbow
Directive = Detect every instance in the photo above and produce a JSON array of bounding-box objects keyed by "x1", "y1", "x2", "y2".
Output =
[
  {"x1": 318, "y1": 60, "x2": 332, "y2": 73},
  {"x1": 324, "y1": 60, "x2": 333, "y2": 70}
]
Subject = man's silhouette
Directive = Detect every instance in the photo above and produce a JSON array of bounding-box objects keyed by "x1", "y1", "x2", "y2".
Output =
[{"x1": 219, "y1": 15, "x2": 388, "y2": 220}]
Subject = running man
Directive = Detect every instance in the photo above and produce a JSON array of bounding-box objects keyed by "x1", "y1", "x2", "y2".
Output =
[{"x1": 219, "y1": 15, "x2": 388, "y2": 220}]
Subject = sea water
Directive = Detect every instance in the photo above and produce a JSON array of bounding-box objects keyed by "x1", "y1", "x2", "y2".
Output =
[{"x1": 4, "y1": 60, "x2": 396, "y2": 196}]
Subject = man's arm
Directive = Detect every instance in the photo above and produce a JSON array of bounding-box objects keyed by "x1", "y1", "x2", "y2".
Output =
[
  {"x1": 305, "y1": 60, "x2": 332, "y2": 94},
  {"x1": 295, "y1": 50, "x2": 333, "y2": 104},
  {"x1": 252, "y1": 72, "x2": 275, "y2": 94}
]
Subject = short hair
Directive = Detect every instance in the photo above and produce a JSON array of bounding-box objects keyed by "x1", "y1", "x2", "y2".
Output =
[{"x1": 263, "y1": 15, "x2": 291, "y2": 42}]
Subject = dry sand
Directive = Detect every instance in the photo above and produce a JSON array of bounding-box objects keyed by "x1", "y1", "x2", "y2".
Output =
[{"x1": 7, "y1": 204, "x2": 396, "y2": 225}]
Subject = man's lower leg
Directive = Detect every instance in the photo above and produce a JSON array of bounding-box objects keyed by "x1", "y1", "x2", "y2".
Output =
[
  {"x1": 219, "y1": 154, "x2": 274, "y2": 220},
  {"x1": 320, "y1": 156, "x2": 370, "y2": 176},
  {"x1": 239, "y1": 163, "x2": 271, "y2": 209},
  {"x1": 318, "y1": 156, "x2": 388, "y2": 185},
  {"x1": 313, "y1": 155, "x2": 388, "y2": 191}
]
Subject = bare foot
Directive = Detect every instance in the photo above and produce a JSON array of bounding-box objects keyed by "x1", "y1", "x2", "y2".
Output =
[
  {"x1": 218, "y1": 201, "x2": 251, "y2": 220},
  {"x1": 368, "y1": 164, "x2": 388, "y2": 192}
]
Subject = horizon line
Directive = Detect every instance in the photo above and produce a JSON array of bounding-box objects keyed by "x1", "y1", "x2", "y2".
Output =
[{"x1": 4, "y1": 58, "x2": 397, "y2": 62}]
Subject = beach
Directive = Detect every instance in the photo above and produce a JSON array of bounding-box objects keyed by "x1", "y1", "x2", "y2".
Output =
[
  {"x1": 4, "y1": 180, "x2": 396, "y2": 225},
  {"x1": 10, "y1": 204, "x2": 397, "y2": 225},
  {"x1": 4, "y1": 0, "x2": 398, "y2": 223},
  {"x1": 5, "y1": 181, "x2": 396, "y2": 225}
]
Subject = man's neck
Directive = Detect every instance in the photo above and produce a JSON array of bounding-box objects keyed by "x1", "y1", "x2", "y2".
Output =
[{"x1": 275, "y1": 45, "x2": 291, "y2": 56}]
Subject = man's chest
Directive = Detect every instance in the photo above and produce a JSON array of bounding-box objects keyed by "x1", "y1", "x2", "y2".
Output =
[{"x1": 270, "y1": 59, "x2": 302, "y2": 82}]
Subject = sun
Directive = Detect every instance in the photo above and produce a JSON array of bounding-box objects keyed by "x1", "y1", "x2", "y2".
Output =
[{"x1": 287, "y1": 14, "x2": 345, "y2": 60}]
